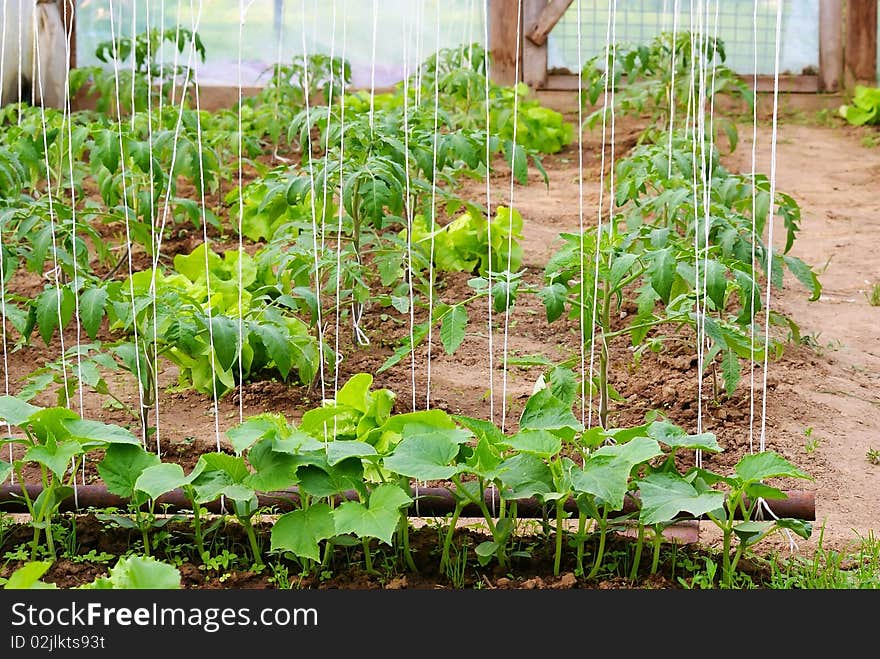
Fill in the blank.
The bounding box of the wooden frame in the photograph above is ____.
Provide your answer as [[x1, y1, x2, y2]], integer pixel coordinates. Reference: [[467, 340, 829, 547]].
[[844, 0, 878, 86], [490, 0, 871, 95]]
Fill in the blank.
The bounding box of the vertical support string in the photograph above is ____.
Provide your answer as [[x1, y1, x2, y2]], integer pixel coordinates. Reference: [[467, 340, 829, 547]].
[[424, 0, 442, 411], [482, 0, 495, 423], [758, 0, 784, 455], [498, 0, 523, 432]]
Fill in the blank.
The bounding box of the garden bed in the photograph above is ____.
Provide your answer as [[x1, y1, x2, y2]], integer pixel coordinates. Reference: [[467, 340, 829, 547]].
[[1, 33, 878, 589]]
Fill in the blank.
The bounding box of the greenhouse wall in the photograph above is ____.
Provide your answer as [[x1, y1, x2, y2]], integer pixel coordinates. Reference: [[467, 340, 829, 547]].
[[74, 0, 487, 89], [547, 0, 819, 75]]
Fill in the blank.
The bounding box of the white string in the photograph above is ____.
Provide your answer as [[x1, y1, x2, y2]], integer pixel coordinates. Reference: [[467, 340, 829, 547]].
[[399, 3, 419, 515], [758, 0, 784, 454], [498, 0, 523, 432], [424, 0, 442, 411], [316, 0, 336, 260], [481, 0, 494, 423], [32, 5, 70, 413], [185, 0, 221, 454], [56, 0, 88, 492], [694, 0, 708, 470], [298, 0, 329, 404], [107, 0, 148, 447], [401, 0, 417, 412], [158, 0, 166, 114], [666, 0, 680, 176], [129, 1, 137, 130], [697, 0, 721, 470], [748, 0, 759, 455], [143, 0, 165, 451], [367, 0, 378, 132], [236, 0, 257, 425], [17, 0, 23, 122], [414, 0, 423, 106], [333, 0, 349, 402], [586, 0, 616, 431], [147, 0, 203, 454], [317, 1, 339, 392], [0, 0, 13, 477], [348, 0, 379, 348], [575, 0, 585, 426]]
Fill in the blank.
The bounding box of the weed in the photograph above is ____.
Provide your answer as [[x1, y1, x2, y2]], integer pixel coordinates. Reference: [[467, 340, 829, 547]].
[[803, 427, 820, 454], [67, 549, 117, 565], [867, 448, 880, 466], [865, 281, 880, 306], [267, 562, 293, 589], [768, 526, 880, 588], [861, 132, 880, 149]]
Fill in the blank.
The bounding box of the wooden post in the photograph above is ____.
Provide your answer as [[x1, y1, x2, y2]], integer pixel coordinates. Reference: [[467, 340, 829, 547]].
[[522, 0, 547, 89], [819, 0, 843, 92], [525, 0, 574, 46], [59, 0, 77, 71], [844, 0, 878, 87], [488, 0, 522, 86]]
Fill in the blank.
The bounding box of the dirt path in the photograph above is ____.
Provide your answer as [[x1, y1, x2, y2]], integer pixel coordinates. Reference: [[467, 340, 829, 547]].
[[724, 122, 880, 553]]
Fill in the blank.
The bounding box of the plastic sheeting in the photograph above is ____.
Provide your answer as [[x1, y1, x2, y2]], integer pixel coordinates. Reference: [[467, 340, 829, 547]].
[[74, 0, 487, 89]]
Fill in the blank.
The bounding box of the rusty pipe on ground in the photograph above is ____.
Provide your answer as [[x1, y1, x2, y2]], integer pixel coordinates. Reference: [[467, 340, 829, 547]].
[[0, 483, 815, 520]]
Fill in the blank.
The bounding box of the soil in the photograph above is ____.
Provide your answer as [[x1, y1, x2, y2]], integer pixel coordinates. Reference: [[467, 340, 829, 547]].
[[2, 107, 878, 587], [0, 513, 751, 589]]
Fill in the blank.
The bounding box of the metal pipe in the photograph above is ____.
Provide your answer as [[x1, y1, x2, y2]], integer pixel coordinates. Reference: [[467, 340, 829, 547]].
[[0, 483, 815, 520]]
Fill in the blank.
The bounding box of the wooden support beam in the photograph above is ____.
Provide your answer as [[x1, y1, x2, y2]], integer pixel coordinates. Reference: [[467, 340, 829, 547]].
[[844, 0, 878, 86], [488, 0, 522, 86], [525, 0, 574, 47], [59, 0, 77, 71], [819, 0, 843, 92], [545, 73, 821, 94], [522, 0, 548, 89]]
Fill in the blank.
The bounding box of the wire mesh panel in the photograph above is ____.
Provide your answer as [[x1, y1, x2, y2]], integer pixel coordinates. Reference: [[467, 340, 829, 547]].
[[547, 0, 819, 76], [74, 0, 487, 88]]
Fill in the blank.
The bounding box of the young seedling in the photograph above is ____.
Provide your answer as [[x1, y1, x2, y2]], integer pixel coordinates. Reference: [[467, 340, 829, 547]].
[[0, 396, 140, 560]]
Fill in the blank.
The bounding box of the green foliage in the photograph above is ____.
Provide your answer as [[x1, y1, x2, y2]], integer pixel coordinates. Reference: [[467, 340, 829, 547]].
[[0, 371, 815, 583], [80, 555, 181, 589], [839, 86, 880, 126], [405, 206, 523, 275], [581, 31, 753, 150], [0, 561, 56, 589], [0, 397, 139, 560], [71, 26, 206, 115], [417, 43, 573, 155]]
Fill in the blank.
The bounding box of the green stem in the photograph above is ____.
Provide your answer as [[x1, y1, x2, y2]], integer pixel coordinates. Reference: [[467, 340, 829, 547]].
[[398, 515, 418, 573], [189, 495, 205, 562], [575, 512, 587, 577], [141, 517, 151, 558], [729, 544, 745, 582], [362, 538, 375, 574], [650, 526, 663, 574], [599, 282, 611, 429], [440, 502, 464, 575], [553, 498, 565, 576], [320, 539, 333, 572], [241, 516, 264, 569], [588, 508, 610, 579], [629, 523, 645, 582], [722, 529, 732, 587]]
